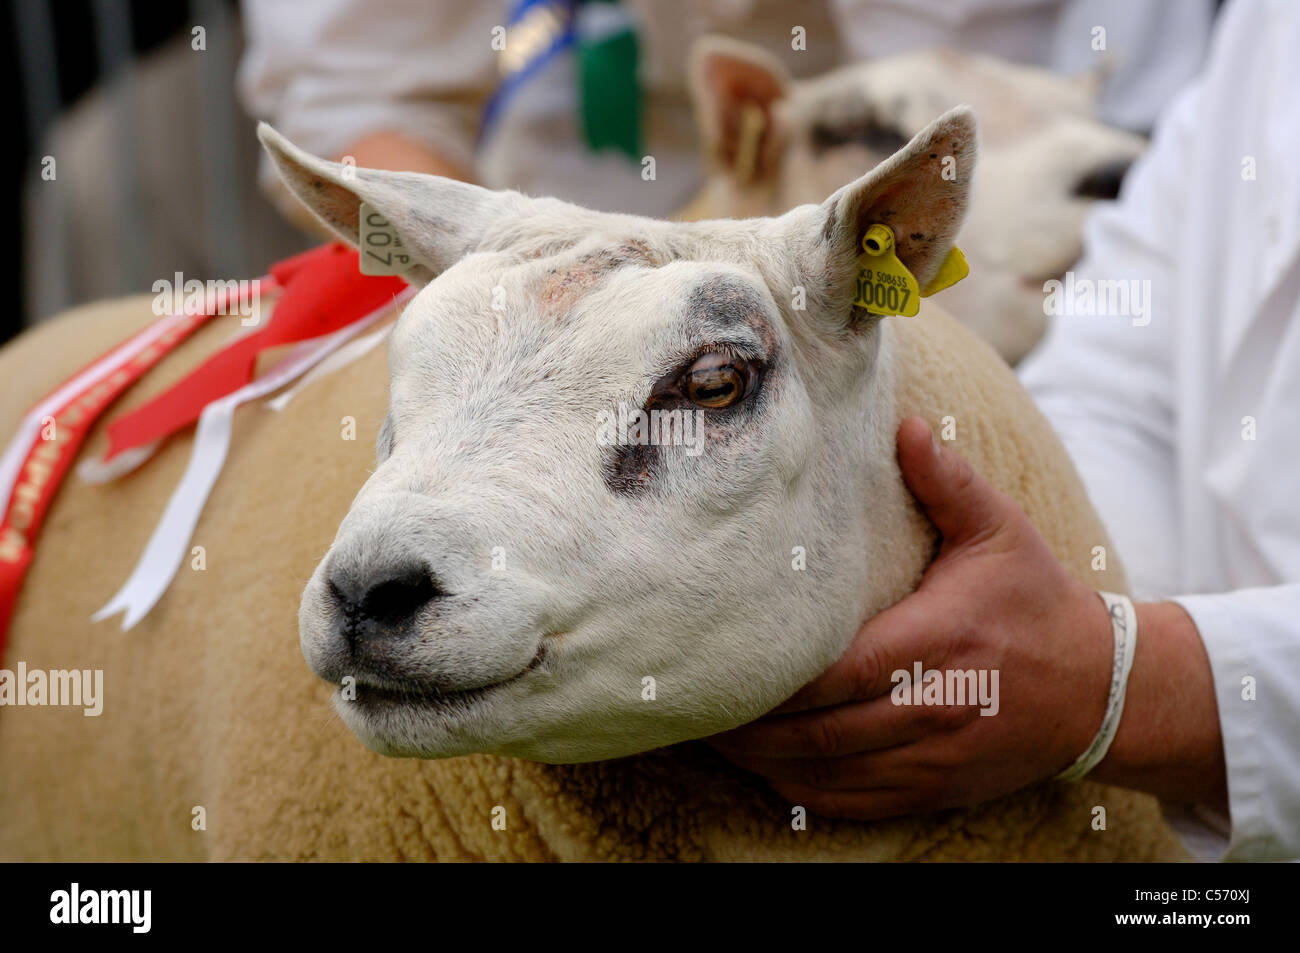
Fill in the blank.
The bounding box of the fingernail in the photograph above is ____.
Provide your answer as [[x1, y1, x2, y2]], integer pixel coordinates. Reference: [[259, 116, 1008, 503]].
[[930, 427, 941, 457]]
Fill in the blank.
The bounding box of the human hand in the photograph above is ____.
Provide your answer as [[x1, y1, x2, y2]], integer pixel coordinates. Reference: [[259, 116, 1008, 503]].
[[708, 416, 1117, 819]]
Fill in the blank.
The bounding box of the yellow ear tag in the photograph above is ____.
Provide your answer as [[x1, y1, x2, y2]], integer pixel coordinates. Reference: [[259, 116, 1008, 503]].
[[853, 224, 971, 316], [919, 246, 970, 297], [854, 225, 921, 317]]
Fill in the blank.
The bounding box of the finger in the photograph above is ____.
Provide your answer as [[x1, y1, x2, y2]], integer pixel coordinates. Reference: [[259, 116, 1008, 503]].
[[771, 598, 944, 714], [732, 748, 912, 790], [710, 694, 933, 760], [767, 779, 944, 822], [896, 416, 1012, 546]]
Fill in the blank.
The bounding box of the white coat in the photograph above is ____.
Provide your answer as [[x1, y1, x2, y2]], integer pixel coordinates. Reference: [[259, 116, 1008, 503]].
[[1019, 0, 1300, 862], [237, 0, 1209, 216]]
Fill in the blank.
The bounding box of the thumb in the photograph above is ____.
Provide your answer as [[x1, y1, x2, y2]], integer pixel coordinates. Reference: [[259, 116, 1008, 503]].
[[896, 416, 1011, 545]]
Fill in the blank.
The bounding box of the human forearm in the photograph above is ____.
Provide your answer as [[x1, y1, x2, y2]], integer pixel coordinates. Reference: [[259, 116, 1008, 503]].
[[275, 130, 477, 238], [342, 130, 475, 182], [1087, 600, 1228, 812]]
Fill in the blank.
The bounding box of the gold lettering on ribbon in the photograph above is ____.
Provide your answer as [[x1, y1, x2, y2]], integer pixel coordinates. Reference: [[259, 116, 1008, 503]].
[[0, 308, 218, 570], [0, 527, 23, 563]]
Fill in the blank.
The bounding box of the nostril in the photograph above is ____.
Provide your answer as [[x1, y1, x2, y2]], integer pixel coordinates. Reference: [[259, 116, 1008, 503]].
[[361, 571, 444, 626], [327, 567, 446, 634], [1072, 158, 1134, 201]]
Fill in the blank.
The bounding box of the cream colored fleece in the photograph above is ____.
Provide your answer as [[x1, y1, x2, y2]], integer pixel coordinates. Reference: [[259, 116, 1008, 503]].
[[0, 293, 1189, 861]]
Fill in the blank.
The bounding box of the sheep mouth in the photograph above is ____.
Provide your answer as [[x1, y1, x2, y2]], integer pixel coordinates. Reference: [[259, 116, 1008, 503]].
[[342, 644, 547, 713]]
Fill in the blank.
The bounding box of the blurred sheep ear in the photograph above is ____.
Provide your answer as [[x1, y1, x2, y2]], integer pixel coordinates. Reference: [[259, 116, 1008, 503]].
[[258, 123, 511, 285], [1074, 56, 1115, 108], [689, 36, 789, 184], [811, 106, 977, 310]]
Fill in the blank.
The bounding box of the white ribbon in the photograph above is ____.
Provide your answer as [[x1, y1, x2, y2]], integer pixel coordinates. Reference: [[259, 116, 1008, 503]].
[[265, 322, 393, 412], [77, 314, 270, 486], [77, 444, 160, 486], [93, 291, 411, 630]]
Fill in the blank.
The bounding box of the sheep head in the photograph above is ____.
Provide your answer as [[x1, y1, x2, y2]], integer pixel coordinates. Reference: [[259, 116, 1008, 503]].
[[260, 108, 974, 762]]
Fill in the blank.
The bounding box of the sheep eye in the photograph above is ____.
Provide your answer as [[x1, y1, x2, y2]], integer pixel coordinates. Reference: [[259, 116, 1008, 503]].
[[683, 353, 750, 409]]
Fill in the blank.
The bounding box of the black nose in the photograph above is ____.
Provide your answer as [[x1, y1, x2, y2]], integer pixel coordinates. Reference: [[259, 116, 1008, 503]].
[[1073, 158, 1134, 201], [328, 566, 445, 646]]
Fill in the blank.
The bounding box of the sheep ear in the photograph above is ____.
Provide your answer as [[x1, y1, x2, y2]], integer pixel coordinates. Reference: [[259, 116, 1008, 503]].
[[689, 36, 789, 184], [814, 106, 977, 307], [258, 123, 508, 284]]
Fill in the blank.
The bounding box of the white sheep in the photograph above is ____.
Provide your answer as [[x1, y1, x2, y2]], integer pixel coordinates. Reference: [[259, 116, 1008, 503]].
[[0, 112, 1186, 860], [683, 38, 1146, 363]]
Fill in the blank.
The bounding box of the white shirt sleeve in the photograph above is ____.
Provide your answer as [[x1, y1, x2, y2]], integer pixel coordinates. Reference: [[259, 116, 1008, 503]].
[[1018, 79, 1202, 602], [1019, 23, 1300, 856], [1173, 585, 1300, 861], [237, 0, 500, 177]]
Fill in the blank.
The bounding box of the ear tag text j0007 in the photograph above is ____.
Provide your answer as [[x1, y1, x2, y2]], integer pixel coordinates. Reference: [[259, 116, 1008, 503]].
[[853, 224, 969, 317]]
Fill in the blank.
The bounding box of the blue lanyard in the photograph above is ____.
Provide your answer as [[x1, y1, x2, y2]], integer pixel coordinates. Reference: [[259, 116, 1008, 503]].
[[477, 0, 578, 148]]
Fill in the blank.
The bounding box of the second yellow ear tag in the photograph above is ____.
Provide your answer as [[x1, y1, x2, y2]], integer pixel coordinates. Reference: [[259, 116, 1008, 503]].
[[920, 246, 970, 297], [854, 225, 920, 317], [853, 224, 971, 316]]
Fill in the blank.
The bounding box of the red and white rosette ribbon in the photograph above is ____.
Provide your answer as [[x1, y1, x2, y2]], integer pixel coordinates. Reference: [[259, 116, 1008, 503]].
[[0, 244, 414, 651], [92, 288, 412, 629], [0, 285, 257, 652]]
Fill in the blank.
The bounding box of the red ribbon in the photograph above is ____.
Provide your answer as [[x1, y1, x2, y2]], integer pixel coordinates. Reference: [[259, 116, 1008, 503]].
[[0, 308, 220, 652], [0, 244, 408, 656], [102, 244, 407, 461]]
